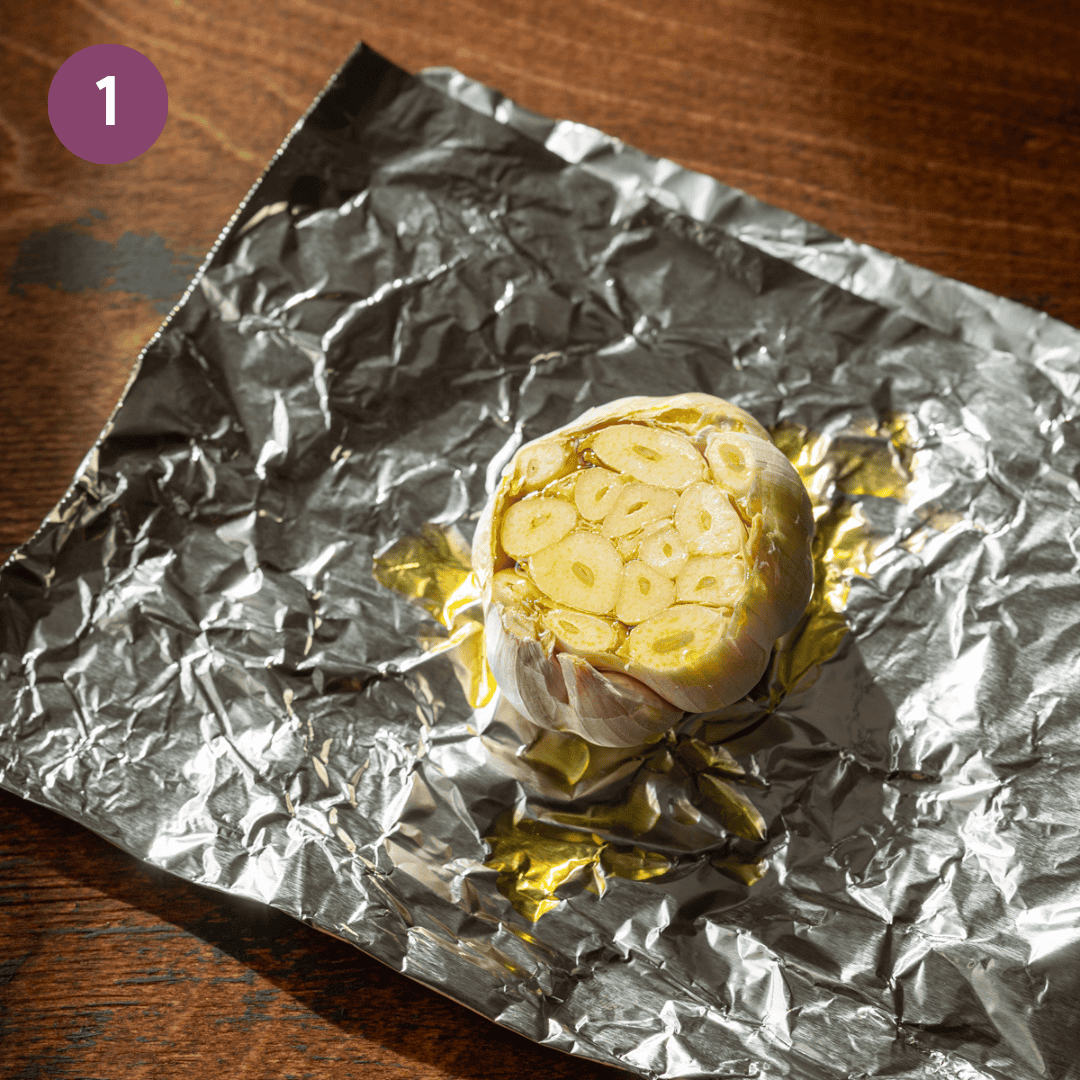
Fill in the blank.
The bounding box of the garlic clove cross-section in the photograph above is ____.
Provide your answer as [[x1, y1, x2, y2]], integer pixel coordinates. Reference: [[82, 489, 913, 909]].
[[473, 392, 814, 747]]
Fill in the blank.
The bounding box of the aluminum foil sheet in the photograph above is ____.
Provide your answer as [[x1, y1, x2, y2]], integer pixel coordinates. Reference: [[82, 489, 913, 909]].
[[3, 44, 1080, 1080]]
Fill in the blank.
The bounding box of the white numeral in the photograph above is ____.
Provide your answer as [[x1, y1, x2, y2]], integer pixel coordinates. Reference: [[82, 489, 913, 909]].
[[96, 75, 115, 126]]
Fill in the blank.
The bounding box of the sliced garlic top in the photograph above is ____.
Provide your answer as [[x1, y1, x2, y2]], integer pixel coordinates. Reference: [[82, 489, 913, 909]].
[[638, 525, 689, 578], [473, 392, 814, 747], [590, 425, 705, 490], [574, 468, 628, 520], [541, 608, 622, 655], [625, 604, 726, 672], [616, 560, 676, 625], [529, 531, 623, 614], [704, 432, 755, 496], [500, 496, 577, 558], [602, 483, 678, 538], [675, 555, 746, 607], [674, 483, 745, 555]]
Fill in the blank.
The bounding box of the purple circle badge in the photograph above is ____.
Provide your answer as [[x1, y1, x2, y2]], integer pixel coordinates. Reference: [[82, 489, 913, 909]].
[[48, 44, 168, 165]]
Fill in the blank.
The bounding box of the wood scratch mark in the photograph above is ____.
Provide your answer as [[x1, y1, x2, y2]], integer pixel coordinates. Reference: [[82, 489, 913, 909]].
[[0, 106, 34, 193], [281, 0, 365, 30], [169, 105, 259, 163], [0, 32, 64, 70], [147, 0, 329, 66]]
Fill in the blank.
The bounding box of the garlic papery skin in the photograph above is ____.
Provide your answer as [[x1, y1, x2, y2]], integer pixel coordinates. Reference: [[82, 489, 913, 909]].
[[473, 393, 814, 747], [482, 604, 684, 747]]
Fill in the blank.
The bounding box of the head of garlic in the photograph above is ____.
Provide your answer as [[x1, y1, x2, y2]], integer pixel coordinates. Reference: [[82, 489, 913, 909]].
[[472, 393, 814, 747]]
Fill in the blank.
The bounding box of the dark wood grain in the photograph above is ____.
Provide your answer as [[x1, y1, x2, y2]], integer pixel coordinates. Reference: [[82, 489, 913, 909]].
[[0, 790, 620, 1078], [2, 0, 1079, 1075]]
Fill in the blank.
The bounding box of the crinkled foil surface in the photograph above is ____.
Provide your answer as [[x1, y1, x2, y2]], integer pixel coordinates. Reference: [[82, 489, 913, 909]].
[[4, 45, 1080, 1080]]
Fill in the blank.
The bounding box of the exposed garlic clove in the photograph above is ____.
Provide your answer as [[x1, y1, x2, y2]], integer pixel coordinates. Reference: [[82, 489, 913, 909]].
[[528, 531, 623, 615], [622, 604, 768, 715], [491, 568, 543, 607], [615, 560, 676, 625], [589, 424, 705, 490], [704, 432, 755, 496], [601, 483, 677, 538], [637, 524, 689, 579], [500, 496, 578, 559], [540, 607, 623, 656], [513, 438, 577, 494], [675, 555, 746, 607], [574, 467, 629, 521], [674, 482, 745, 555]]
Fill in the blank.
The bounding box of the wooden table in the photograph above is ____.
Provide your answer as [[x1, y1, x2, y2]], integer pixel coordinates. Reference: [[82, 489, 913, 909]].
[[1, 1, 1078, 1075]]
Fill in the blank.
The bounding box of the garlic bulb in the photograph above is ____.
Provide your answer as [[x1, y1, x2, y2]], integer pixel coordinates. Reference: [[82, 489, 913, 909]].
[[473, 393, 814, 747]]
